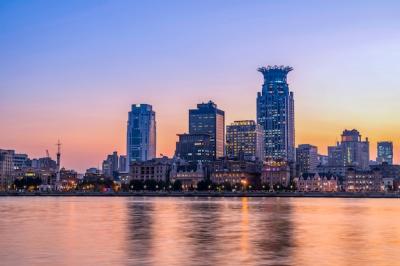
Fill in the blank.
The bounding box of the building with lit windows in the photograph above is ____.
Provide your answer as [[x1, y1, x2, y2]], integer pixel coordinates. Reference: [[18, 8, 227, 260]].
[[377, 141, 393, 165], [261, 159, 291, 188], [296, 144, 318, 174], [175, 133, 212, 163], [0, 149, 15, 190], [170, 161, 205, 189], [12, 153, 30, 170], [296, 173, 339, 192], [226, 120, 264, 161], [327, 129, 369, 171], [209, 158, 261, 186], [189, 101, 225, 160], [130, 157, 172, 182], [127, 104, 156, 164], [256, 65, 295, 163], [344, 167, 383, 192]]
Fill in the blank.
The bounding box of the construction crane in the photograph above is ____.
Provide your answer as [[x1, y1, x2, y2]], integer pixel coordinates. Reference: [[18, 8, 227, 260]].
[[56, 140, 61, 171]]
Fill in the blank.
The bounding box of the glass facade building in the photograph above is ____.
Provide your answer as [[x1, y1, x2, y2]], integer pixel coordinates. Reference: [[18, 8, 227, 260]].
[[226, 120, 264, 161], [377, 141, 393, 165], [256, 66, 295, 162], [175, 133, 212, 163], [127, 104, 156, 164], [189, 101, 225, 160]]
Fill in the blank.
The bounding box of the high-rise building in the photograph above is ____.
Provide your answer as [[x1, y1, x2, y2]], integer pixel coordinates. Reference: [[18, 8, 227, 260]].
[[189, 101, 225, 160], [341, 129, 369, 170], [256, 65, 295, 163], [12, 153, 30, 170], [327, 129, 369, 171], [377, 141, 393, 165], [328, 144, 343, 167], [127, 104, 156, 164], [317, 154, 329, 166], [0, 149, 15, 189], [119, 155, 127, 172], [226, 120, 265, 161], [175, 133, 212, 163], [102, 151, 119, 177], [296, 144, 318, 174]]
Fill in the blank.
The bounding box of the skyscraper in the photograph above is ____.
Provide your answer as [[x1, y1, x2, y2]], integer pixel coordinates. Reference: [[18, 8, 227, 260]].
[[296, 144, 318, 174], [257, 65, 295, 162], [226, 120, 265, 161], [127, 104, 156, 164], [377, 141, 393, 165], [189, 101, 225, 160]]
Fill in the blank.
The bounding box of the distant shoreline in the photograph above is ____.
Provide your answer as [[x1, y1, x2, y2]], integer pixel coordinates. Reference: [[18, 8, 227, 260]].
[[1, 191, 400, 198]]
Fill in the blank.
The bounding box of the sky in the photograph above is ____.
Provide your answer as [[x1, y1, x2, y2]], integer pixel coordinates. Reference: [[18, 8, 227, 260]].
[[1, 0, 400, 172]]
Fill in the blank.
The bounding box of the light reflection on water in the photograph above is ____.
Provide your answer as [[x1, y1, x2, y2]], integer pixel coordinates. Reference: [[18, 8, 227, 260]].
[[0, 197, 399, 265]]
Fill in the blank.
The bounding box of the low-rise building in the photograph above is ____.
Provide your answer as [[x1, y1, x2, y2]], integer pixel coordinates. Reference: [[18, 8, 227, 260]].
[[210, 158, 261, 186], [261, 159, 291, 188], [344, 168, 383, 192], [296, 173, 339, 192], [170, 161, 205, 189], [130, 157, 173, 182], [316, 165, 345, 178], [382, 177, 394, 191]]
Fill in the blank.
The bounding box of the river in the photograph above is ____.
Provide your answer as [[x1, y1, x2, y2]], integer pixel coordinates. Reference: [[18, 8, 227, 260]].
[[0, 197, 398, 265]]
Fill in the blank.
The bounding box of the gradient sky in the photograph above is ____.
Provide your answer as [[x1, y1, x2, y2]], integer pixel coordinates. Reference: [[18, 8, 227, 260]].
[[1, 0, 400, 172]]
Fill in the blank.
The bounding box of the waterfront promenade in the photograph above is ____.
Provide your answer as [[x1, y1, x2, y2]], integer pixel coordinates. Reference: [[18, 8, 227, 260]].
[[1, 191, 400, 198]]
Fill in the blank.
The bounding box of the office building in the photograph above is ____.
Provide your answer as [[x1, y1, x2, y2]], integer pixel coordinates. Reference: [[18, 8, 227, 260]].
[[317, 154, 329, 166], [0, 149, 15, 189], [296, 144, 318, 174], [189, 101, 225, 160], [341, 129, 369, 170], [175, 133, 212, 163], [102, 151, 119, 177], [119, 155, 127, 172], [328, 145, 343, 167], [377, 141, 393, 165], [327, 129, 369, 171], [226, 120, 264, 161], [257, 65, 295, 162], [127, 104, 156, 164], [12, 153, 30, 170]]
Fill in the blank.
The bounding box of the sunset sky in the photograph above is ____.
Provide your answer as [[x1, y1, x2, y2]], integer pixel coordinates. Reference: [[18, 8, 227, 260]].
[[1, 1, 400, 172]]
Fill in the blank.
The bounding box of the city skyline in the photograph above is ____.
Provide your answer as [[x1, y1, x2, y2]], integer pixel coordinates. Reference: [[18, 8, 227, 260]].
[[1, 1, 400, 172]]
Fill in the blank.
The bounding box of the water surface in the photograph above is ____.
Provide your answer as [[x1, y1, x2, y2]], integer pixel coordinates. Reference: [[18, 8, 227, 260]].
[[0, 197, 399, 265]]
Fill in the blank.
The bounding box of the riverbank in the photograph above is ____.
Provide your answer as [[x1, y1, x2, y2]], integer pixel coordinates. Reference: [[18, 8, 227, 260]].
[[1, 191, 400, 198]]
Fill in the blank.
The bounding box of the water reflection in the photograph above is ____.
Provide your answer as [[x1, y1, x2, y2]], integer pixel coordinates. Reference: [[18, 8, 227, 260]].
[[0, 197, 399, 266]]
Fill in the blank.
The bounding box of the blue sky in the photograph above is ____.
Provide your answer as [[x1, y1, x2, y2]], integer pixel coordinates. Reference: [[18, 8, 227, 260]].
[[1, 1, 400, 171]]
